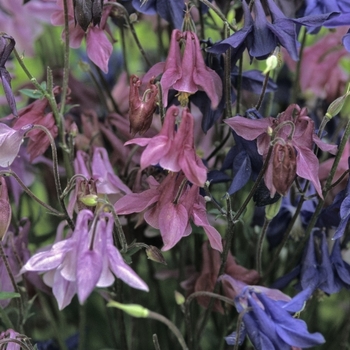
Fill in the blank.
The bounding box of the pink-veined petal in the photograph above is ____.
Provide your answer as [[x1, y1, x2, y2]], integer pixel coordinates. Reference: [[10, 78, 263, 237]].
[[225, 116, 272, 140], [296, 146, 323, 198], [159, 202, 189, 251], [86, 26, 112, 73]]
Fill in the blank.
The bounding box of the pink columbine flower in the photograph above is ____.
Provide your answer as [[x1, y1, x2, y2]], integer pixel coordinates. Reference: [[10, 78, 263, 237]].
[[114, 173, 223, 252], [144, 29, 222, 108], [0, 123, 33, 167], [51, 0, 113, 73], [22, 210, 148, 310], [125, 105, 207, 187], [225, 104, 337, 198]]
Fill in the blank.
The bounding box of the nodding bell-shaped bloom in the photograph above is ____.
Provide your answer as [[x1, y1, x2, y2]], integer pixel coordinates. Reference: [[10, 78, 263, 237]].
[[114, 173, 223, 252], [0, 123, 33, 168], [129, 75, 158, 136], [225, 104, 337, 198], [125, 106, 207, 187], [209, 0, 338, 63], [225, 281, 325, 349], [51, 0, 113, 73], [22, 210, 148, 310], [144, 29, 222, 108]]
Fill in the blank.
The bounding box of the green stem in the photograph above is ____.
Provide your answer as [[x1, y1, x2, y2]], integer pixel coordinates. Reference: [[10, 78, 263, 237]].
[[291, 27, 307, 103], [31, 125, 75, 230], [0, 171, 63, 217], [255, 71, 270, 111], [60, 0, 70, 116], [37, 292, 68, 350], [0, 243, 24, 332], [198, 0, 236, 32], [153, 334, 161, 350], [287, 120, 350, 270], [78, 304, 86, 350], [148, 311, 188, 350], [105, 2, 151, 68], [256, 218, 271, 276]]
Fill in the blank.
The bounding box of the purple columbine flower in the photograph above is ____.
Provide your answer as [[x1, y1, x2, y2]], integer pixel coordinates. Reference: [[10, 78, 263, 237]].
[[21, 210, 148, 310], [0, 123, 33, 168], [272, 230, 350, 295], [225, 104, 337, 198], [225, 283, 325, 349], [125, 106, 207, 187], [143, 29, 222, 108], [209, 0, 338, 62], [114, 173, 223, 252]]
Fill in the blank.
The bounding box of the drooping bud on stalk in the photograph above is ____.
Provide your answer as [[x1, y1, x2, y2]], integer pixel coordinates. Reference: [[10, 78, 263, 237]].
[[272, 142, 296, 196], [145, 245, 167, 265], [107, 301, 149, 318], [265, 197, 282, 221], [0, 177, 11, 239], [129, 75, 158, 136], [326, 84, 350, 118]]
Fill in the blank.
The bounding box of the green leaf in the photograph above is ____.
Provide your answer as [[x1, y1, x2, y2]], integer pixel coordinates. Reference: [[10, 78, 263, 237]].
[[0, 292, 20, 300], [19, 88, 44, 99]]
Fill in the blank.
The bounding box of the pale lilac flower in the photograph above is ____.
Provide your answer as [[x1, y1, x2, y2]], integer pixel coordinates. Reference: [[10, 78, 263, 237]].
[[225, 104, 337, 197], [114, 173, 223, 252], [0, 0, 58, 56], [144, 29, 222, 108], [0, 329, 21, 350], [125, 106, 207, 187], [51, 0, 113, 73], [22, 210, 148, 309], [0, 124, 33, 168]]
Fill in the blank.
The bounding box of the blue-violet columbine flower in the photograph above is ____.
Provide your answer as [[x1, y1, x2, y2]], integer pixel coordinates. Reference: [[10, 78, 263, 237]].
[[225, 282, 325, 349], [209, 0, 338, 62]]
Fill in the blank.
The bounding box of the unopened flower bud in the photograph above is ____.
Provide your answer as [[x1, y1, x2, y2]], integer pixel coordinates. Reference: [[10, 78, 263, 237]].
[[129, 75, 158, 136], [70, 122, 78, 137], [265, 197, 282, 220], [0, 177, 11, 239], [79, 194, 99, 207], [267, 126, 273, 136], [272, 143, 296, 196], [263, 54, 278, 75], [107, 301, 149, 318], [174, 290, 185, 305], [326, 84, 350, 118], [146, 245, 167, 265], [129, 13, 138, 24]]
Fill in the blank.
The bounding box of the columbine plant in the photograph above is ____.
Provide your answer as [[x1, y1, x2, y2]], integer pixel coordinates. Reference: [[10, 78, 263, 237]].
[[1, 0, 350, 349]]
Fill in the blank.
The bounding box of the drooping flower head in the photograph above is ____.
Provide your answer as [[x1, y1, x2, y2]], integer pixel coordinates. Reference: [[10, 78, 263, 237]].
[[224, 280, 325, 349], [125, 106, 207, 187], [209, 0, 338, 63], [0, 123, 33, 167], [143, 29, 222, 108], [114, 173, 223, 252], [51, 0, 113, 73], [225, 104, 337, 197], [22, 210, 148, 309]]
